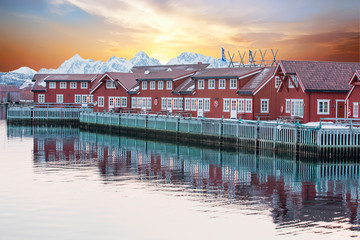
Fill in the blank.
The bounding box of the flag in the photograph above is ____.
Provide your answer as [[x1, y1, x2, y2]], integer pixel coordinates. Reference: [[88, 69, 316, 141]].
[[221, 47, 226, 62], [249, 50, 253, 63]]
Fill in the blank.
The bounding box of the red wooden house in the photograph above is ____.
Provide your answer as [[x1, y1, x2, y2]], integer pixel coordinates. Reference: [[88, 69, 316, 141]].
[[345, 70, 360, 118], [90, 72, 140, 112], [255, 60, 359, 123]]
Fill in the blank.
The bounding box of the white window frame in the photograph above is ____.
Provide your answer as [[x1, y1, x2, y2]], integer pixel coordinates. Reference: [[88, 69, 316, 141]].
[[185, 98, 190, 111], [49, 82, 56, 89], [115, 97, 121, 107], [238, 99, 245, 113], [132, 97, 136, 108], [223, 99, 230, 112], [191, 99, 197, 111], [137, 98, 141, 108], [354, 103, 359, 118], [80, 82, 88, 89], [285, 99, 290, 113], [179, 98, 184, 110], [275, 76, 280, 88], [260, 99, 269, 113], [70, 82, 77, 89], [317, 99, 330, 115], [105, 80, 114, 89], [161, 98, 167, 109], [56, 94, 63, 103], [121, 97, 127, 107], [230, 79, 237, 89], [109, 97, 114, 108], [82, 95, 87, 103], [142, 81, 147, 90], [167, 98, 172, 109], [173, 98, 178, 110], [219, 79, 226, 89], [158, 81, 164, 90], [89, 95, 93, 103], [198, 80, 204, 89], [75, 95, 81, 104], [291, 99, 304, 117], [150, 81, 155, 90], [166, 81, 172, 90], [38, 94, 45, 103], [141, 97, 146, 109], [60, 82, 66, 89], [204, 98, 210, 112], [208, 79, 215, 89], [146, 97, 151, 109], [98, 96, 104, 107], [245, 99, 252, 113]]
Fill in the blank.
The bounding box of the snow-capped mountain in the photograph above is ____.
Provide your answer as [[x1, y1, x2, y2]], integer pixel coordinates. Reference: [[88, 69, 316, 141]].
[[0, 67, 37, 87], [166, 52, 229, 68]]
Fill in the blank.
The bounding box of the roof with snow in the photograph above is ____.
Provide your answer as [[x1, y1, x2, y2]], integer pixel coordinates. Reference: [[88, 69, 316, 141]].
[[237, 67, 275, 94], [90, 72, 141, 93], [136, 69, 198, 81], [279, 60, 360, 92], [131, 63, 209, 74], [192, 67, 263, 79], [31, 74, 50, 92], [44, 74, 99, 82], [172, 77, 195, 94]]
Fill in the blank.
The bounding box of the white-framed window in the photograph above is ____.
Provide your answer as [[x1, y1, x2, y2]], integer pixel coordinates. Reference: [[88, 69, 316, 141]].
[[146, 98, 151, 109], [115, 97, 121, 107], [291, 99, 303, 117], [198, 80, 204, 89], [38, 94, 45, 103], [166, 81, 172, 90], [354, 103, 359, 118], [219, 79, 226, 89], [208, 79, 215, 89], [285, 99, 290, 113], [98, 96, 104, 107], [191, 99, 197, 111], [82, 95, 87, 103], [105, 81, 114, 89], [141, 98, 146, 109], [70, 82, 77, 89], [158, 81, 163, 90], [89, 95, 93, 103], [49, 82, 56, 89], [56, 94, 63, 103], [137, 98, 141, 108], [275, 76, 280, 88], [245, 99, 252, 113], [204, 99, 210, 112], [132, 97, 136, 108], [173, 98, 178, 110], [60, 82, 66, 89], [142, 81, 147, 90], [121, 97, 127, 107], [109, 97, 114, 108], [230, 79, 237, 89], [150, 81, 155, 90], [75, 95, 81, 103], [238, 99, 245, 112], [167, 98, 172, 109], [223, 99, 230, 112], [161, 98, 167, 109], [179, 98, 184, 110], [288, 75, 298, 88], [80, 82, 88, 89], [185, 98, 190, 111], [317, 100, 330, 115], [260, 99, 269, 113]]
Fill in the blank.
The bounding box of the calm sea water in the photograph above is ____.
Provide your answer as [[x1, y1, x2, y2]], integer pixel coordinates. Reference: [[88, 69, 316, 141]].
[[1, 120, 359, 240]]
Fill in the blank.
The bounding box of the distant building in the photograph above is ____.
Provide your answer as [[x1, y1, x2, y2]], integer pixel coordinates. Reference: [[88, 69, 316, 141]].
[[0, 85, 20, 103]]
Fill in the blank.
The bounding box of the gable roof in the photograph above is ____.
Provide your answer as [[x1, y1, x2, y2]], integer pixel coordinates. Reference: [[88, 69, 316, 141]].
[[238, 67, 276, 95], [0, 85, 19, 92], [348, 70, 360, 85], [90, 72, 141, 94], [172, 77, 195, 94], [191, 67, 263, 79], [279, 60, 360, 92], [131, 63, 209, 74], [31, 74, 50, 92]]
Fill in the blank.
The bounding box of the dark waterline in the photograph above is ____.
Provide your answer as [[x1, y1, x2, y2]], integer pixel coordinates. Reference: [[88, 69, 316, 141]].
[[1, 120, 360, 239]]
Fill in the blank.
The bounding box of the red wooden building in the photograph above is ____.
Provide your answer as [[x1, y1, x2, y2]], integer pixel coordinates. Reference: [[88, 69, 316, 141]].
[[345, 70, 360, 118]]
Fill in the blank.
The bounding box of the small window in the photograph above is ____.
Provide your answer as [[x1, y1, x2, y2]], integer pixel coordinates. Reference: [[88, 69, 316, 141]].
[[38, 94, 45, 103], [179, 98, 184, 110], [275, 76, 280, 88], [81, 82, 88, 89], [208, 79, 215, 89], [285, 99, 290, 113], [115, 97, 121, 107], [82, 95, 87, 103], [109, 97, 114, 107], [198, 80, 204, 89], [98, 97, 104, 107], [354, 103, 359, 118], [75, 95, 82, 103], [121, 97, 127, 107], [161, 98, 167, 109], [137, 98, 141, 108], [317, 100, 330, 115], [158, 81, 163, 90], [142, 81, 147, 90], [70, 82, 77, 89], [245, 99, 252, 113], [219, 79, 226, 89], [185, 98, 190, 111], [191, 99, 197, 111], [89, 95, 93, 103], [223, 99, 230, 112], [173, 98, 178, 110], [204, 99, 210, 112], [141, 98, 146, 109], [289, 75, 298, 89], [56, 94, 63, 103], [106, 80, 114, 89], [260, 99, 269, 113], [238, 99, 244, 112], [166, 81, 172, 90], [167, 98, 172, 109], [230, 79, 237, 89], [60, 82, 66, 89], [150, 81, 155, 90], [49, 82, 56, 89], [291, 99, 303, 117], [132, 97, 136, 108]]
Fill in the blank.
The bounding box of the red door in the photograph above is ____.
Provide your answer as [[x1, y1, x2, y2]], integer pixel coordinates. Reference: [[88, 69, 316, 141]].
[[337, 101, 345, 118]]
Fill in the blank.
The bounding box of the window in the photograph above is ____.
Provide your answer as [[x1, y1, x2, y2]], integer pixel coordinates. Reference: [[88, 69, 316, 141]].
[[82, 95, 87, 103], [185, 98, 190, 111], [317, 100, 330, 115], [354, 103, 359, 118], [166, 81, 172, 90], [73, 95, 80, 104], [208, 79, 215, 89], [132, 97, 136, 108], [146, 98, 151, 109], [81, 82, 88, 89], [204, 99, 210, 112], [60, 82, 66, 89], [121, 97, 127, 107], [275, 76, 280, 88], [49, 82, 56, 89], [260, 99, 269, 113], [230, 79, 237, 89], [289, 75, 298, 88], [223, 99, 230, 112], [38, 94, 45, 103], [98, 97, 104, 107], [219, 79, 226, 89], [173, 98, 178, 109], [245, 99, 252, 113], [105, 81, 114, 89], [238, 99, 244, 112], [161, 98, 167, 109], [150, 81, 155, 90], [167, 98, 172, 109], [179, 98, 184, 110], [137, 98, 141, 108], [89, 95, 93, 103], [115, 97, 121, 107], [142, 81, 147, 90], [141, 98, 146, 109], [191, 99, 197, 111], [158, 81, 163, 90], [109, 97, 114, 107], [285, 99, 290, 113], [70, 82, 77, 89], [291, 99, 303, 117], [198, 80, 204, 89], [56, 94, 63, 103]]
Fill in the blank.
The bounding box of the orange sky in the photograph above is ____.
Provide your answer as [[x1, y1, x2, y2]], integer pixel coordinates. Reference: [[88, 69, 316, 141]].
[[0, 0, 359, 72]]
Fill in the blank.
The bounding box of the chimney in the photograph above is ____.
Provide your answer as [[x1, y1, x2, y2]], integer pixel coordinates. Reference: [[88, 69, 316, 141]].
[[198, 62, 202, 64]]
